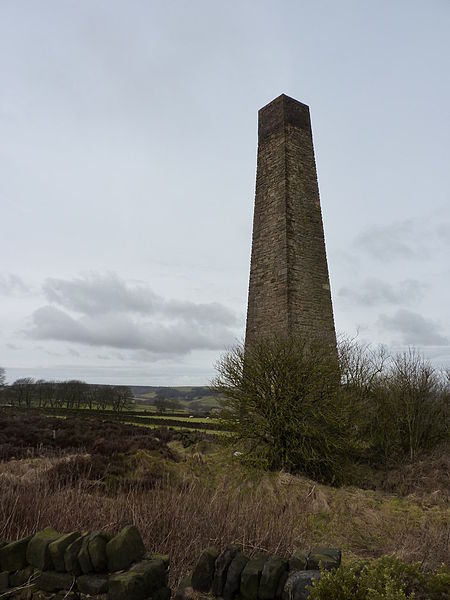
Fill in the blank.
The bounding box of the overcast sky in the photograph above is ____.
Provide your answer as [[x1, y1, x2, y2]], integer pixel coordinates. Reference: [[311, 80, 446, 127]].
[[1, 0, 449, 385]]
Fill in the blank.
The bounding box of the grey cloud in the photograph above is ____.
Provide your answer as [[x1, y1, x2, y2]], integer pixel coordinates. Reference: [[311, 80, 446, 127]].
[[353, 215, 450, 262], [67, 348, 81, 357], [29, 305, 236, 354], [43, 273, 159, 316], [43, 273, 237, 326], [354, 220, 425, 261], [378, 309, 449, 346], [162, 298, 237, 326], [339, 278, 427, 307], [0, 273, 29, 295], [6, 343, 21, 350]]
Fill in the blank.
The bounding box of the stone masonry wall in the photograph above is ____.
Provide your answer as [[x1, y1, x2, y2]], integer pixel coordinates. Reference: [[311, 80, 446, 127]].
[[176, 545, 341, 600], [0, 526, 170, 600], [245, 94, 336, 348], [0, 527, 341, 600]]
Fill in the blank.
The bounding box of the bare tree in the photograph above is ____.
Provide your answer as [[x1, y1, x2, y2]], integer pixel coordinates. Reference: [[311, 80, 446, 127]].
[[85, 384, 99, 410], [154, 397, 167, 413], [111, 386, 133, 412], [11, 378, 35, 408], [338, 334, 388, 395], [388, 350, 445, 461]]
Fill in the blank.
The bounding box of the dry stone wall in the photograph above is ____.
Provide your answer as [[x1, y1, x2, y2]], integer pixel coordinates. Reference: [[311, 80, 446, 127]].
[[176, 545, 341, 600], [0, 527, 341, 600], [0, 526, 169, 600]]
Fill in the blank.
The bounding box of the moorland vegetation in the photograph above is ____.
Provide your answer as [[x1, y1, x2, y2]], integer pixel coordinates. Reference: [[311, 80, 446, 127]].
[[0, 338, 448, 599], [214, 336, 449, 484]]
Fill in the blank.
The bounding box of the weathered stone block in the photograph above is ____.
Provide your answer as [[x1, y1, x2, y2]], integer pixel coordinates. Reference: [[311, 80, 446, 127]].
[[32, 593, 54, 600], [148, 552, 170, 569], [282, 571, 320, 600], [152, 586, 172, 600], [223, 552, 248, 600], [306, 548, 341, 571], [37, 570, 75, 593], [240, 555, 267, 600], [88, 532, 110, 573], [174, 574, 192, 600], [108, 571, 147, 600], [191, 546, 219, 593], [276, 570, 288, 600], [9, 565, 35, 587], [26, 528, 60, 571], [0, 536, 32, 573], [78, 534, 94, 574], [106, 526, 146, 572], [48, 532, 80, 572], [212, 545, 239, 596], [64, 534, 87, 575], [259, 556, 287, 600], [130, 559, 167, 594], [77, 573, 109, 595], [288, 550, 308, 572], [51, 593, 79, 600], [0, 571, 9, 592]]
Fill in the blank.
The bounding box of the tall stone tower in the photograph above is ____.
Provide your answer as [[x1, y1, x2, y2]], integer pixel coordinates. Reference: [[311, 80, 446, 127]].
[[245, 94, 336, 348]]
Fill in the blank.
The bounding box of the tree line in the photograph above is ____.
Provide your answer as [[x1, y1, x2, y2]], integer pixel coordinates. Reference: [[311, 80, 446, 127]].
[[0, 371, 133, 412]]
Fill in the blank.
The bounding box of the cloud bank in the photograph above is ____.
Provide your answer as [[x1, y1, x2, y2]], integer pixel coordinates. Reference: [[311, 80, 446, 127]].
[[378, 309, 449, 346], [29, 273, 239, 355], [339, 278, 427, 307], [353, 214, 450, 262], [0, 273, 29, 295]]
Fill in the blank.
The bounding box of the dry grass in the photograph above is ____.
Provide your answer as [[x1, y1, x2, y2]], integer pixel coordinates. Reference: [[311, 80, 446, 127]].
[[0, 411, 448, 586], [373, 444, 450, 504], [0, 449, 448, 586]]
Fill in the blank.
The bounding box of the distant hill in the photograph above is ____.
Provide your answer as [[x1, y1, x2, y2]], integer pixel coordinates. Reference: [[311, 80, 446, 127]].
[[130, 385, 218, 402]]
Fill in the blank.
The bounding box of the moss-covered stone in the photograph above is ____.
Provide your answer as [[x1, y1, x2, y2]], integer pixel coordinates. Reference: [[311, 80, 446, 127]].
[[88, 532, 110, 573], [191, 546, 219, 592], [0, 571, 9, 592], [48, 532, 80, 573], [174, 574, 192, 600], [9, 565, 35, 588], [77, 573, 109, 595], [108, 571, 147, 600], [0, 536, 32, 573], [26, 528, 61, 571], [50, 593, 79, 600], [153, 586, 172, 600], [212, 545, 239, 596], [106, 526, 146, 572], [282, 571, 320, 600], [288, 550, 308, 572], [259, 556, 288, 600], [78, 534, 94, 574], [276, 570, 289, 600], [130, 559, 167, 593], [240, 555, 267, 600], [306, 548, 341, 571], [148, 552, 170, 569], [223, 552, 249, 600], [64, 534, 87, 575], [37, 570, 75, 593]]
